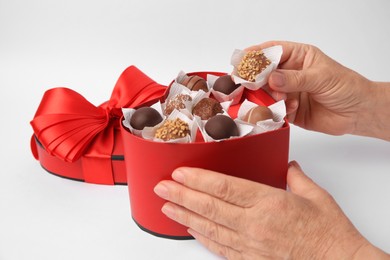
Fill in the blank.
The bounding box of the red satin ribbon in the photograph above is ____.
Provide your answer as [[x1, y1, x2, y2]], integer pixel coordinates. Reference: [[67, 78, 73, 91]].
[[31, 66, 166, 184]]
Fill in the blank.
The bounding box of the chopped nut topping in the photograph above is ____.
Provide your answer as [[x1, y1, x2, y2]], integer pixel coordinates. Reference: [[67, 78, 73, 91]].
[[155, 118, 190, 141], [237, 50, 271, 82]]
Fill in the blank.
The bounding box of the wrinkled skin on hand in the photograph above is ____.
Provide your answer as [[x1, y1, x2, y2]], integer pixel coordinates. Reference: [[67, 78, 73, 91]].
[[154, 163, 373, 259]]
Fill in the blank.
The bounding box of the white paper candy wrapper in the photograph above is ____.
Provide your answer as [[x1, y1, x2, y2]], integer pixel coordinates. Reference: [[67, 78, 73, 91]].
[[195, 115, 253, 142], [122, 102, 164, 137], [142, 109, 197, 143], [237, 99, 286, 135], [207, 74, 245, 105], [231, 45, 283, 91]]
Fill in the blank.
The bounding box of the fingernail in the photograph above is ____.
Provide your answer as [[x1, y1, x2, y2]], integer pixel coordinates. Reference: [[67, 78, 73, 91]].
[[154, 183, 169, 199], [172, 168, 185, 184], [288, 160, 302, 170], [187, 228, 199, 239], [161, 203, 175, 219], [270, 71, 285, 87]]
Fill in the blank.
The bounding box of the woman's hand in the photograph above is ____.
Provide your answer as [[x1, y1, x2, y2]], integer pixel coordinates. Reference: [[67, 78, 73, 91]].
[[153, 163, 387, 259], [248, 41, 390, 140]]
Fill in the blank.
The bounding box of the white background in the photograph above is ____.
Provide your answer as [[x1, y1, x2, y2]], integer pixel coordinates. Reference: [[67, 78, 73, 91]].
[[1, 0, 389, 259]]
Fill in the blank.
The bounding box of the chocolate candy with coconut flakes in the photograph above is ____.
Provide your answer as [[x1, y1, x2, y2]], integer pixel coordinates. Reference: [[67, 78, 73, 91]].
[[164, 94, 192, 115]]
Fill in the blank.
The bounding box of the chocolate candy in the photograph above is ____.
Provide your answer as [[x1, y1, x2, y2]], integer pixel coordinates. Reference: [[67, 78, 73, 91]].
[[154, 118, 190, 141], [180, 75, 208, 92], [192, 98, 223, 120], [130, 107, 163, 130], [237, 50, 271, 82], [213, 75, 240, 95], [205, 115, 239, 140], [243, 106, 273, 124], [164, 94, 192, 115]]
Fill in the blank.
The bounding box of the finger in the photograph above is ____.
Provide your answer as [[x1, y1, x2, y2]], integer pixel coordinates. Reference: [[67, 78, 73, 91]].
[[262, 84, 287, 101], [188, 228, 242, 260], [287, 161, 323, 199], [268, 69, 321, 94], [171, 167, 272, 207], [285, 98, 299, 115], [154, 180, 246, 230], [162, 202, 246, 253]]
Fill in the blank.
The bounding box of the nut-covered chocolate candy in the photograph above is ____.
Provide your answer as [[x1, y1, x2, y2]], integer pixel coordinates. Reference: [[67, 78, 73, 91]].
[[130, 107, 163, 130], [192, 98, 223, 120], [154, 118, 190, 141], [213, 75, 240, 95], [205, 115, 239, 140], [164, 94, 192, 115], [243, 106, 273, 124], [180, 75, 208, 92], [237, 50, 271, 82]]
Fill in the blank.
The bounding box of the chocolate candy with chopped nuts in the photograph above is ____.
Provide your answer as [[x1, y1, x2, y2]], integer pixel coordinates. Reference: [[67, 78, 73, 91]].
[[243, 105, 273, 124], [130, 107, 163, 130], [237, 50, 271, 82], [205, 115, 239, 140], [180, 75, 208, 92], [213, 75, 240, 95], [192, 98, 223, 120], [164, 94, 192, 115], [154, 118, 190, 141]]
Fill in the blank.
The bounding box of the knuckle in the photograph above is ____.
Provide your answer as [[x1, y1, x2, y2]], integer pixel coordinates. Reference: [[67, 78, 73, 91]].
[[180, 210, 191, 226], [199, 198, 218, 220], [216, 245, 229, 259], [266, 194, 289, 213], [203, 221, 219, 240], [214, 178, 232, 200], [291, 71, 305, 90], [174, 185, 186, 206]]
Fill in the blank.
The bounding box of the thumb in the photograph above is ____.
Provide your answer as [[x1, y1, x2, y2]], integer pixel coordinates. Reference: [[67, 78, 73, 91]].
[[269, 69, 315, 94], [287, 161, 323, 199]]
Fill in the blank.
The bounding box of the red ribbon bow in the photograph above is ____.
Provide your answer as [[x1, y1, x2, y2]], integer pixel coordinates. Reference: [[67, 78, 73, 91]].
[[30, 66, 166, 184]]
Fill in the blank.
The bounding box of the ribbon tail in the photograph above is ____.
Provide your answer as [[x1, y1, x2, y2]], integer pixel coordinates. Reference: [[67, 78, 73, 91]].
[[82, 124, 115, 184]]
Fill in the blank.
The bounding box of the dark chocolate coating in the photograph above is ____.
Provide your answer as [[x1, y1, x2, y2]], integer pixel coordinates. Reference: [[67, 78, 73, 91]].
[[192, 98, 223, 120], [205, 115, 239, 140], [180, 75, 208, 92], [213, 75, 240, 95], [130, 107, 163, 130]]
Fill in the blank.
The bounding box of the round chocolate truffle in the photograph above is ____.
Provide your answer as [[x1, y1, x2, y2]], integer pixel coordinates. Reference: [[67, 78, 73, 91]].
[[192, 98, 223, 120], [243, 106, 273, 124], [180, 75, 208, 92], [130, 107, 163, 130], [164, 94, 192, 115], [237, 50, 271, 82], [205, 115, 239, 140], [154, 118, 190, 141], [213, 75, 240, 95]]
